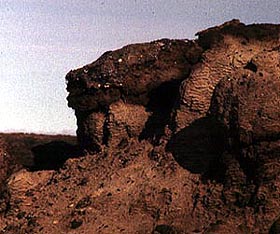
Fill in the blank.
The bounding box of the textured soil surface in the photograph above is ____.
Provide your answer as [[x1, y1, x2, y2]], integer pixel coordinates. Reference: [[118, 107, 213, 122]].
[[0, 20, 280, 233]]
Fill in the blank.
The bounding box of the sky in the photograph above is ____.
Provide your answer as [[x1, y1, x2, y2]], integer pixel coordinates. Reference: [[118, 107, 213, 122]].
[[0, 0, 279, 135]]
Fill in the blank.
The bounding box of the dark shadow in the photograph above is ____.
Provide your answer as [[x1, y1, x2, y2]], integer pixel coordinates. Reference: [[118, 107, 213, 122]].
[[153, 224, 178, 234], [31, 141, 81, 171], [244, 60, 257, 72], [166, 116, 227, 182], [269, 216, 280, 234], [139, 79, 182, 144]]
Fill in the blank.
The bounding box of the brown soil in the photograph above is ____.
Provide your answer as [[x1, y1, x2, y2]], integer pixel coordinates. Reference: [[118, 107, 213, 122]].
[[0, 20, 280, 234]]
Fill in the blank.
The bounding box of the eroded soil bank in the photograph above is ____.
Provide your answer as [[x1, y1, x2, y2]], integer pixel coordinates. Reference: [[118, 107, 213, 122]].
[[1, 20, 280, 234]]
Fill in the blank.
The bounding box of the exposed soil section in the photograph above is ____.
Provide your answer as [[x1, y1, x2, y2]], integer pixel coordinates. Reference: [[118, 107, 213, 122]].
[[0, 20, 280, 233], [66, 38, 202, 149]]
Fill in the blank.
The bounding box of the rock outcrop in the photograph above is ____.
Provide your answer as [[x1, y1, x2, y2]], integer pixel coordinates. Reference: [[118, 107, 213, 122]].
[[64, 20, 280, 233], [1, 20, 279, 234], [175, 19, 280, 130], [208, 70, 280, 232], [66, 39, 202, 150]]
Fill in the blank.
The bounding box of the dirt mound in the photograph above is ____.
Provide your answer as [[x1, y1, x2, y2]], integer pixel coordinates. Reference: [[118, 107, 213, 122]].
[[1, 20, 280, 233]]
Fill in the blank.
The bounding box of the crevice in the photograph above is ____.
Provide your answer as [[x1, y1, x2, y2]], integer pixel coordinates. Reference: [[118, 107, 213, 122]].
[[139, 79, 183, 144]]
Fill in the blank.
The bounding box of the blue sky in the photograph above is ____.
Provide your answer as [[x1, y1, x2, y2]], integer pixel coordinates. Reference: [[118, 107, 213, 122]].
[[0, 0, 279, 135]]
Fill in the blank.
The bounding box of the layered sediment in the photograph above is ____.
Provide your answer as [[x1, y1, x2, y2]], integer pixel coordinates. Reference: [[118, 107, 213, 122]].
[[0, 20, 279, 233], [64, 20, 280, 233]]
